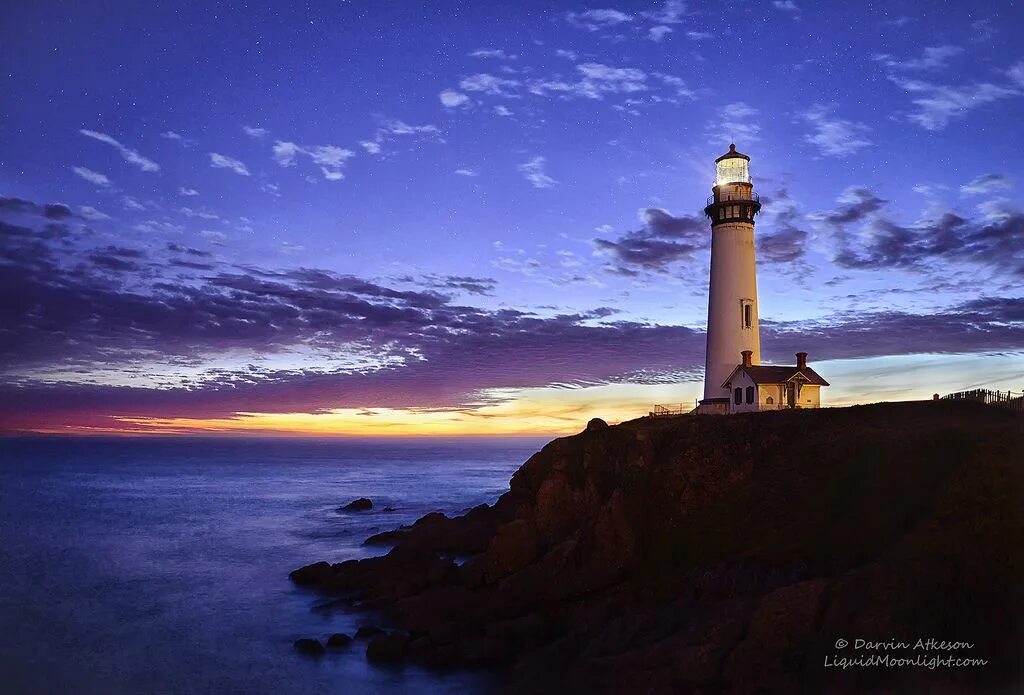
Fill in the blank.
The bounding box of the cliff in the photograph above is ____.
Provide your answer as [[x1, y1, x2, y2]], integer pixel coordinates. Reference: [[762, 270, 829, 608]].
[[292, 401, 1023, 693]]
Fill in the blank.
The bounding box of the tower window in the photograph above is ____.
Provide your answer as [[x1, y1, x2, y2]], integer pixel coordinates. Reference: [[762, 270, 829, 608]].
[[746, 386, 755, 404], [741, 300, 753, 329], [719, 207, 725, 220], [734, 387, 742, 405]]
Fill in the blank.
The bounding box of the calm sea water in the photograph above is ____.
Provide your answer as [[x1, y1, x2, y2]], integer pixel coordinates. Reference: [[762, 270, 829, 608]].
[[0, 436, 548, 694]]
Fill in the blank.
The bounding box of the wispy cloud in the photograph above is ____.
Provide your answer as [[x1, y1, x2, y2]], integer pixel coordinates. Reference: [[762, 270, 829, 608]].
[[243, 125, 269, 138], [799, 105, 872, 156], [360, 120, 440, 157], [179, 187, 200, 197], [79, 129, 160, 172], [71, 166, 111, 186], [439, 89, 471, 108], [872, 45, 962, 72], [209, 152, 251, 176], [648, 26, 672, 42], [272, 141, 354, 180], [888, 75, 1018, 130], [80, 206, 111, 221], [160, 131, 194, 146], [706, 101, 761, 144], [772, 1, 799, 13], [566, 8, 634, 32], [518, 156, 557, 188], [960, 173, 1011, 195], [460, 73, 521, 97], [454, 168, 478, 177], [469, 48, 517, 60]]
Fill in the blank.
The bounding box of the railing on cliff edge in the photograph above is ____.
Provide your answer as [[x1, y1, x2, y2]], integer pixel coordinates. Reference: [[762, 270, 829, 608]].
[[941, 388, 1024, 413], [649, 404, 688, 417]]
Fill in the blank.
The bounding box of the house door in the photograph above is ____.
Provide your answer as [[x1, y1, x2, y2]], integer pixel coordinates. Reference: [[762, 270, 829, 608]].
[[786, 384, 796, 409]]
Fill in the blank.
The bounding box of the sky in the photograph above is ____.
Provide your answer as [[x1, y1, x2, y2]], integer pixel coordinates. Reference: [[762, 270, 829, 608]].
[[1, 0, 1023, 436]]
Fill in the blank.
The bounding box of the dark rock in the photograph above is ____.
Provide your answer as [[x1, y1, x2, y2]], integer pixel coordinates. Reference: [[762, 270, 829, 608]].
[[340, 497, 373, 512], [383, 506, 396, 512], [291, 402, 1023, 693], [326, 633, 352, 648], [289, 561, 333, 586], [366, 631, 410, 663], [355, 625, 385, 639], [586, 417, 608, 431], [293, 638, 325, 656]]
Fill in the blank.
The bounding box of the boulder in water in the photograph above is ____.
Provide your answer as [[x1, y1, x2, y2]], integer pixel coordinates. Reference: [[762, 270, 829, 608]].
[[326, 633, 352, 648], [340, 497, 373, 512], [293, 638, 325, 656]]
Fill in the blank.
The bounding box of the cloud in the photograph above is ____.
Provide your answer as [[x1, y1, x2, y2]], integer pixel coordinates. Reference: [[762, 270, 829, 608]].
[[872, 45, 963, 71], [960, 173, 1011, 195], [518, 156, 557, 188], [71, 166, 111, 186], [494, 105, 513, 116], [80, 206, 111, 221], [358, 120, 440, 157], [1010, 61, 1024, 88], [648, 26, 672, 41], [594, 207, 706, 274], [528, 62, 648, 99], [555, 49, 578, 60], [459, 73, 521, 97], [640, 1, 685, 24], [79, 129, 160, 172], [440, 89, 471, 107], [2, 195, 1022, 431], [160, 131, 195, 147], [271, 141, 354, 180], [0, 196, 74, 220], [469, 48, 517, 60], [815, 187, 1024, 278], [243, 125, 269, 138], [799, 105, 872, 156], [814, 186, 887, 228], [179, 187, 200, 197], [888, 75, 1019, 130], [772, 1, 799, 12], [454, 168, 478, 177], [758, 225, 808, 263], [566, 8, 634, 32], [209, 152, 251, 176], [706, 101, 761, 144]]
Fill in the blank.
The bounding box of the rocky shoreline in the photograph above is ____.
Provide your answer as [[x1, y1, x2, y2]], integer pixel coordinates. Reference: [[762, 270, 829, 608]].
[[291, 401, 1022, 692]]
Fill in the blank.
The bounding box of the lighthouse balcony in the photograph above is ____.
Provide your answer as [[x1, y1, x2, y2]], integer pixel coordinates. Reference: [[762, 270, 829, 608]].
[[706, 192, 759, 207]]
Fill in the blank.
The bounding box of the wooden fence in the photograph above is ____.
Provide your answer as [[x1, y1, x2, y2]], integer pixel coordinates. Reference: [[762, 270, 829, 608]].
[[941, 388, 1024, 413]]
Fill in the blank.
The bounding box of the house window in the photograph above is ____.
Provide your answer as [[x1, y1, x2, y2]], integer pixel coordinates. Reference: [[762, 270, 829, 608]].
[[746, 386, 755, 404], [734, 387, 742, 405], [766, 396, 774, 405]]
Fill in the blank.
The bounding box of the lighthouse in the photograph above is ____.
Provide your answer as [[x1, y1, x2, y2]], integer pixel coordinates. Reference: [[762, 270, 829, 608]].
[[697, 144, 762, 414]]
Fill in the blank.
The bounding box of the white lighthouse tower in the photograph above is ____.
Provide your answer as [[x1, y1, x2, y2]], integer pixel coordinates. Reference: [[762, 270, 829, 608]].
[[697, 144, 762, 414]]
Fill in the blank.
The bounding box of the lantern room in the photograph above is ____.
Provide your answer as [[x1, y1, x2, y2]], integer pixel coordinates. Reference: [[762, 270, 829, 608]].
[[715, 144, 750, 186]]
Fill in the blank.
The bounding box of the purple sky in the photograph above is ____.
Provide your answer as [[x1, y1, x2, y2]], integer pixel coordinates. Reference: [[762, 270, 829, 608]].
[[2, 1, 1023, 434]]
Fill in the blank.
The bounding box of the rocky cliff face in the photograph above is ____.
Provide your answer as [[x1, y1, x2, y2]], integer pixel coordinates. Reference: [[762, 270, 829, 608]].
[[292, 401, 1023, 692]]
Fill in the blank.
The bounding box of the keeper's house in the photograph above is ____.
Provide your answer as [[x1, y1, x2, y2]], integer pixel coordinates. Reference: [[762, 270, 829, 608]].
[[721, 351, 830, 414]]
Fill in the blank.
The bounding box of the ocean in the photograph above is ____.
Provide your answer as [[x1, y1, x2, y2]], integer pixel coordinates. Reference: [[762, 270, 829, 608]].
[[0, 436, 549, 694]]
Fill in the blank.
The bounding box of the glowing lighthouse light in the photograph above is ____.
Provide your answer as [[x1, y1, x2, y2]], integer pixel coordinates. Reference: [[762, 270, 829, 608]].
[[715, 150, 750, 186]]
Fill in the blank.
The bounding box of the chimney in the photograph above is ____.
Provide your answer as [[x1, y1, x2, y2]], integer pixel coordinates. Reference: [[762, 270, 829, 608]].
[[741, 350, 753, 368], [796, 352, 807, 369]]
